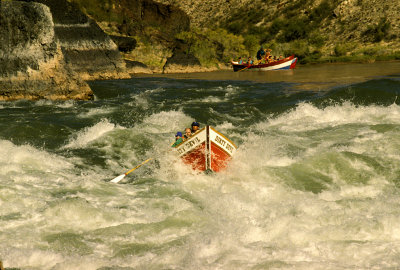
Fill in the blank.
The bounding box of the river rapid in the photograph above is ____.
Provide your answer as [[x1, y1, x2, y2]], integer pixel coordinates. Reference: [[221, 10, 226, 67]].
[[1, 62, 400, 269]]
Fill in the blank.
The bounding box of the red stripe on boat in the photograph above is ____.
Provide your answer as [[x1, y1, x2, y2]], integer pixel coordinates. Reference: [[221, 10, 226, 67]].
[[181, 142, 207, 171], [210, 141, 231, 172]]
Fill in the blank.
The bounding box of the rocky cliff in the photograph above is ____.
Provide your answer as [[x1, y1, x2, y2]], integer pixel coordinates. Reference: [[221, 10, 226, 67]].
[[0, 1, 93, 101], [0, 0, 133, 101], [71, 0, 204, 73], [23, 0, 129, 80], [154, 0, 251, 27]]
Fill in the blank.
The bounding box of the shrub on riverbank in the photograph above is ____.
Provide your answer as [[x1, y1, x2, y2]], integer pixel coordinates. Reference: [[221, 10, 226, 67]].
[[176, 28, 248, 66]]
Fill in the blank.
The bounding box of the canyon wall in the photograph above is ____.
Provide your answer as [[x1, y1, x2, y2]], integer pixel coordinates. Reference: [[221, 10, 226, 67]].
[[0, 0, 130, 101], [27, 0, 129, 80], [0, 1, 93, 101]]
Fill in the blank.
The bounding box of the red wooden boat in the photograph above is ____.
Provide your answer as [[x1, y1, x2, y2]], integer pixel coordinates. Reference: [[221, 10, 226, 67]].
[[174, 126, 237, 172], [231, 54, 297, 72]]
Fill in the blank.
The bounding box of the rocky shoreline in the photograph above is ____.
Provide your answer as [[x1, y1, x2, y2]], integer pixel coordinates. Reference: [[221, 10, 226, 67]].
[[0, 1, 94, 101], [0, 0, 129, 101], [0, 0, 216, 101], [2, 0, 399, 101]]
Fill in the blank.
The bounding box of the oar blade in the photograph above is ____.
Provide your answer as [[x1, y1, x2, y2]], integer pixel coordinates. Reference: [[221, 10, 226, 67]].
[[110, 174, 126, 183], [110, 158, 152, 184]]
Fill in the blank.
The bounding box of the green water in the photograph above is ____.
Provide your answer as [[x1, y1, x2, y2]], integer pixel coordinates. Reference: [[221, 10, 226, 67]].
[[0, 62, 400, 269]]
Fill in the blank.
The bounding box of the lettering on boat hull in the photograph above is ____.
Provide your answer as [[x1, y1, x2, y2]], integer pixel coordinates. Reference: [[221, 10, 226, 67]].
[[175, 126, 237, 172]]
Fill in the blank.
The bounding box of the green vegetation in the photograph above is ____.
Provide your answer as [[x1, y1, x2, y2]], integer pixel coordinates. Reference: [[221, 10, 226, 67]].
[[72, 0, 120, 23], [363, 18, 393, 42], [176, 28, 248, 66]]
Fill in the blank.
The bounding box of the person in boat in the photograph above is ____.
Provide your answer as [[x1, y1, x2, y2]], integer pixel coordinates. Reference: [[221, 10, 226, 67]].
[[184, 128, 192, 140], [238, 57, 243, 64], [171, 131, 184, 147], [265, 49, 272, 63], [268, 54, 273, 62], [247, 57, 253, 65], [191, 122, 200, 134], [256, 46, 266, 64]]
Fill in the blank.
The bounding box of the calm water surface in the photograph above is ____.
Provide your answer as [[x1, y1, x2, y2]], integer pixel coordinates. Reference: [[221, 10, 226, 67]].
[[0, 62, 400, 269]]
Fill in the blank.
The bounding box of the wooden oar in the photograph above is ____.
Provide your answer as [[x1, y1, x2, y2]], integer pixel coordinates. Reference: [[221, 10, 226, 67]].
[[238, 64, 252, 72], [110, 158, 152, 183]]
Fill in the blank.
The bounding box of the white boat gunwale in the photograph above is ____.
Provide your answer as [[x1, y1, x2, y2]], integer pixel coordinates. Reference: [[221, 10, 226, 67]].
[[175, 127, 206, 157], [209, 126, 237, 149], [174, 126, 237, 157]]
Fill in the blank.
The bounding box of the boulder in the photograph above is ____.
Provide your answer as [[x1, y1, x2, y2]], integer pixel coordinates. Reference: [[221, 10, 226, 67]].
[[110, 35, 137, 53], [116, 0, 190, 40], [163, 48, 203, 73], [0, 1, 93, 100], [23, 0, 129, 80], [125, 60, 152, 74]]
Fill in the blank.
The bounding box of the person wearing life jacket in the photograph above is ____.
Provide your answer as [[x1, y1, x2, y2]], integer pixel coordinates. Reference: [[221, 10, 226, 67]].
[[265, 49, 273, 63], [191, 122, 200, 134], [256, 46, 266, 64], [171, 131, 184, 147]]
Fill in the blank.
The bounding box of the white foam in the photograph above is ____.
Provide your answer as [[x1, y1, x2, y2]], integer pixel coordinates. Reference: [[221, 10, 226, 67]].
[[141, 110, 193, 134], [214, 121, 234, 130], [224, 84, 241, 97], [5, 249, 64, 270], [2, 100, 400, 269], [77, 107, 115, 118], [128, 88, 165, 109], [264, 102, 400, 132], [65, 119, 121, 148], [198, 96, 224, 103], [0, 140, 72, 177]]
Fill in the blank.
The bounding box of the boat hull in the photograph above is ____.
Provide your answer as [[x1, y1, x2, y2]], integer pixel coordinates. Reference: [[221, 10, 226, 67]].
[[175, 126, 237, 172], [232, 55, 297, 72]]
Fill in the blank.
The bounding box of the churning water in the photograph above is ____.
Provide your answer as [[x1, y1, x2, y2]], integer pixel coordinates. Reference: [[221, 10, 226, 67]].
[[1, 62, 400, 269]]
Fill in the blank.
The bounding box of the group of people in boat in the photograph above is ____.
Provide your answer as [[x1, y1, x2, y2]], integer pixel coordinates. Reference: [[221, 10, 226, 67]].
[[171, 121, 200, 147], [236, 47, 284, 65]]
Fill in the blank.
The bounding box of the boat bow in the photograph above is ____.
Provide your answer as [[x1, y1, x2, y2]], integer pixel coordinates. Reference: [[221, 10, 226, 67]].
[[175, 126, 237, 172]]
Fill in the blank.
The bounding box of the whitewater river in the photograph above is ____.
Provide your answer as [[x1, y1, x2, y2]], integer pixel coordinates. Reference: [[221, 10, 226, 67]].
[[1, 62, 400, 269]]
